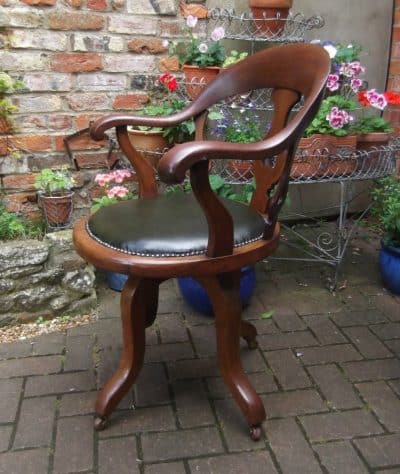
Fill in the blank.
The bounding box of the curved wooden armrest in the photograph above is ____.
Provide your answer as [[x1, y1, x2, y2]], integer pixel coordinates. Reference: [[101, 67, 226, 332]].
[[89, 106, 197, 141]]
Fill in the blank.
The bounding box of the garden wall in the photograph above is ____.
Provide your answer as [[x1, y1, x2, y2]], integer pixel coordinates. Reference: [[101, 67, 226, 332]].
[[0, 230, 96, 326]]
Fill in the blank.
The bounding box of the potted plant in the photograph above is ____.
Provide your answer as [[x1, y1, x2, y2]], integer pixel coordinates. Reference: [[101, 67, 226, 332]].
[[248, 0, 293, 37], [212, 106, 263, 180], [35, 167, 75, 228], [128, 73, 195, 168], [169, 15, 226, 99], [371, 175, 400, 295]]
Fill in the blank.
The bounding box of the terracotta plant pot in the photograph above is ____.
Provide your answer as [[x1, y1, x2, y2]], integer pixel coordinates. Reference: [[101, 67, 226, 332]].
[[128, 129, 170, 169], [228, 160, 253, 181], [249, 0, 293, 37], [39, 192, 73, 228], [356, 132, 391, 173], [292, 134, 357, 179], [182, 65, 220, 100]]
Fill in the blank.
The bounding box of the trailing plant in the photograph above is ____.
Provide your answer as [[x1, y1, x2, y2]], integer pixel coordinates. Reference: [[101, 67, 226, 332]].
[[370, 175, 400, 247], [213, 107, 263, 143], [0, 204, 45, 240]]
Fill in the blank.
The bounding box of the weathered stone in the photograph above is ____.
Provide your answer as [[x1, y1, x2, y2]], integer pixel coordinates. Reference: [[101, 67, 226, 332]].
[[2, 265, 43, 279], [14, 285, 61, 310], [0, 280, 15, 295], [22, 268, 64, 287], [127, 0, 176, 15], [46, 230, 74, 252], [62, 269, 96, 295], [0, 240, 49, 272], [49, 295, 71, 311], [66, 290, 97, 314]]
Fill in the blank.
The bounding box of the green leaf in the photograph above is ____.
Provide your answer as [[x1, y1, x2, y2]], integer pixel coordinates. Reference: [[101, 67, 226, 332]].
[[260, 310, 274, 319]]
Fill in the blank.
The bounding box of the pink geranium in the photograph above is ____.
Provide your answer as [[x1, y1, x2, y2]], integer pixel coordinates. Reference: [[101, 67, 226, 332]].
[[326, 106, 353, 129], [350, 78, 363, 93], [107, 186, 130, 199], [366, 89, 388, 110], [327, 74, 340, 92]]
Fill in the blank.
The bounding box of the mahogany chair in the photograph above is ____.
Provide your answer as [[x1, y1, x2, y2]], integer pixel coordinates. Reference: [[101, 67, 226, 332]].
[[73, 43, 330, 440]]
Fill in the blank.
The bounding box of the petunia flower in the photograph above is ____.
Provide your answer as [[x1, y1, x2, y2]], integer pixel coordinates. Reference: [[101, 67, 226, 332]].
[[322, 42, 338, 59], [186, 15, 198, 28], [210, 26, 225, 42]]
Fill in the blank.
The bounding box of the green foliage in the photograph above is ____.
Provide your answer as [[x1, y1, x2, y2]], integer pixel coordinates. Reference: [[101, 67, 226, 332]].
[[304, 95, 357, 137], [174, 36, 225, 68], [91, 193, 135, 212], [0, 71, 24, 125], [222, 50, 248, 68], [332, 44, 362, 67], [352, 116, 393, 134], [0, 204, 45, 241], [371, 175, 400, 247], [34, 167, 75, 195]]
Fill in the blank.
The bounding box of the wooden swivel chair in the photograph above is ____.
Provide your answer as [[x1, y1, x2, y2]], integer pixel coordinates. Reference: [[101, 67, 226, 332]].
[[73, 43, 330, 440]]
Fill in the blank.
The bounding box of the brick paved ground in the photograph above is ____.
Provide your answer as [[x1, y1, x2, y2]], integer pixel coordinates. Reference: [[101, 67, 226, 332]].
[[1, 229, 400, 474]]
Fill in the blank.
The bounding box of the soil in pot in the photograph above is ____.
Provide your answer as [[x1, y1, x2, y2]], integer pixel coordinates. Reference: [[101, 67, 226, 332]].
[[182, 65, 220, 100]]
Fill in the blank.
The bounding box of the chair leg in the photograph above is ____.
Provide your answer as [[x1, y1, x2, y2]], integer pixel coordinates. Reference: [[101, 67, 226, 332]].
[[94, 276, 158, 430], [198, 272, 266, 441], [241, 321, 258, 349]]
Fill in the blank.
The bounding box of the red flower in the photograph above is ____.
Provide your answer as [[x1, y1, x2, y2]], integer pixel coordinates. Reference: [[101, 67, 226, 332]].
[[384, 91, 400, 105], [358, 91, 370, 107]]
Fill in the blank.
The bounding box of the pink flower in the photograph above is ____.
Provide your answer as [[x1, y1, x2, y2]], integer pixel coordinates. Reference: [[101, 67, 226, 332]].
[[95, 172, 113, 187], [198, 42, 208, 53], [327, 74, 340, 92], [111, 169, 132, 183], [210, 26, 225, 41], [366, 89, 388, 110], [351, 78, 363, 93], [326, 107, 353, 129], [107, 186, 130, 199], [349, 61, 365, 76], [186, 15, 198, 28]]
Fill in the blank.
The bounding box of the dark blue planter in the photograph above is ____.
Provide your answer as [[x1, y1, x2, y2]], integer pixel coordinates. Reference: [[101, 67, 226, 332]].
[[177, 266, 256, 316], [106, 271, 128, 292], [379, 242, 400, 295]]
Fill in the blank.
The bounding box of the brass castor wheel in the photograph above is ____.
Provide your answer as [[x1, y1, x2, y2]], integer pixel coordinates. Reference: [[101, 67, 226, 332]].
[[249, 424, 262, 441], [94, 415, 108, 431], [246, 339, 258, 350]]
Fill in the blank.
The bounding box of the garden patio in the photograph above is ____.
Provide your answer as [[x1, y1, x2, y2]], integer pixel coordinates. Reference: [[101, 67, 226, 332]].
[[1, 224, 400, 474]]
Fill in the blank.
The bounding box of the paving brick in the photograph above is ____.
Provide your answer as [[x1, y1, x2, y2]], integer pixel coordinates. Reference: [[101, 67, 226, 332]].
[[25, 371, 94, 396], [206, 372, 277, 398], [59, 391, 97, 417], [370, 323, 400, 340], [331, 310, 387, 327], [31, 333, 65, 356], [53, 416, 93, 473], [141, 427, 224, 462], [386, 339, 400, 356], [250, 318, 279, 335], [214, 399, 265, 452], [265, 349, 311, 390], [258, 331, 318, 351], [97, 287, 120, 319], [300, 409, 384, 442], [356, 381, 400, 432], [98, 436, 139, 474], [371, 294, 400, 321], [0, 378, 23, 423], [64, 335, 93, 371], [144, 342, 194, 363], [0, 448, 49, 474], [189, 451, 278, 474], [98, 405, 176, 437], [135, 363, 170, 407], [0, 355, 61, 378], [341, 359, 400, 382], [0, 426, 12, 453], [314, 441, 368, 474], [167, 358, 220, 380], [308, 364, 362, 410], [146, 461, 186, 474], [241, 348, 268, 373], [191, 325, 216, 357], [354, 434, 400, 468], [157, 313, 188, 343], [389, 379, 400, 396], [273, 309, 306, 332], [266, 418, 323, 474], [344, 326, 393, 358], [302, 314, 347, 345], [173, 379, 215, 428], [298, 344, 362, 365], [0, 340, 32, 359], [13, 396, 56, 449], [262, 389, 327, 418]]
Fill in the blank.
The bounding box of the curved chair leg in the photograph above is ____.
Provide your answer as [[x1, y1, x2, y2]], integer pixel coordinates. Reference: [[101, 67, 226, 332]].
[[94, 277, 157, 430], [241, 321, 258, 350], [145, 279, 161, 328], [198, 272, 266, 441]]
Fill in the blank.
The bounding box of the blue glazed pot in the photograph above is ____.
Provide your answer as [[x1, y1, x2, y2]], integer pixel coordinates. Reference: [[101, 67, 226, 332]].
[[105, 271, 128, 292], [177, 266, 257, 316], [379, 241, 400, 295]]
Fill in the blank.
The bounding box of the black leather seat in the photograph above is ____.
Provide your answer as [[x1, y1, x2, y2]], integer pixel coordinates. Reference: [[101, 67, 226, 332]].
[[88, 193, 265, 257]]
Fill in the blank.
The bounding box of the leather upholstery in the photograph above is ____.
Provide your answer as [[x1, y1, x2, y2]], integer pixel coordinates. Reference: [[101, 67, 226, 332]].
[[88, 194, 265, 257]]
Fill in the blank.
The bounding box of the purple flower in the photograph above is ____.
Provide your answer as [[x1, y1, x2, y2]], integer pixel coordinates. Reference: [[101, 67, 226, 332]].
[[366, 89, 388, 110], [211, 26, 225, 41], [327, 74, 340, 92], [326, 106, 353, 129]]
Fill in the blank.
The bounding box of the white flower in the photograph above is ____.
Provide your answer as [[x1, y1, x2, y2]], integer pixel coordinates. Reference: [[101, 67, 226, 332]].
[[198, 42, 208, 53], [210, 26, 225, 41], [323, 44, 338, 59], [186, 15, 198, 28], [162, 39, 169, 48]]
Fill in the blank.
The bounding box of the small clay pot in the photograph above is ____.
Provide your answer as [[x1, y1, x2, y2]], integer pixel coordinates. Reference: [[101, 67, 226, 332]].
[[182, 64, 221, 100]]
